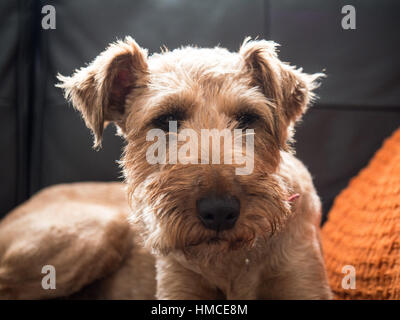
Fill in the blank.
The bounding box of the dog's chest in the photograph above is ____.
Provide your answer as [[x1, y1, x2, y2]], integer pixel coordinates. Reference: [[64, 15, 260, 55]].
[[174, 251, 264, 299]]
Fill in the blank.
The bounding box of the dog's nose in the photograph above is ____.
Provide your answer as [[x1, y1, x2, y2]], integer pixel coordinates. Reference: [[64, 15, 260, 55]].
[[196, 196, 240, 231]]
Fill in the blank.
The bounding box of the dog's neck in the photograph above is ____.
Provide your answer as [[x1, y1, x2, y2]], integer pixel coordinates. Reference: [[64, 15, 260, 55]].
[[170, 240, 269, 299]]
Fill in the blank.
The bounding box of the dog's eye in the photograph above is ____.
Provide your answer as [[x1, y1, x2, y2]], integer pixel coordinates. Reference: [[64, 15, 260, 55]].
[[152, 111, 185, 131], [235, 112, 260, 129]]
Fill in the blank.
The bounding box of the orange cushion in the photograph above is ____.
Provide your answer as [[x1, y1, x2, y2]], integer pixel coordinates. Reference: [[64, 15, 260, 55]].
[[322, 128, 400, 299]]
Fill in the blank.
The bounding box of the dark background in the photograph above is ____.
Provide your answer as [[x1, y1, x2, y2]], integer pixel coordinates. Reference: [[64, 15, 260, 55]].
[[0, 0, 399, 223]]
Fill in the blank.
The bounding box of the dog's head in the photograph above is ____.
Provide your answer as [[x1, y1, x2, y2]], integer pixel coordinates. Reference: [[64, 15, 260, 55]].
[[57, 37, 323, 259]]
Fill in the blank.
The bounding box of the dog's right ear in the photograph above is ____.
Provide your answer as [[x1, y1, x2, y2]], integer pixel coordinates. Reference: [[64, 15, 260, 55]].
[[56, 37, 148, 149]]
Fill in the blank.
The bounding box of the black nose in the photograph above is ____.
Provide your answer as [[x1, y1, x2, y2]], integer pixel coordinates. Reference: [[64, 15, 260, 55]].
[[196, 196, 240, 231]]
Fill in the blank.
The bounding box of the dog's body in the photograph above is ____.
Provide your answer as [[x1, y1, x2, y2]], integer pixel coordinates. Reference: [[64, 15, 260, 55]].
[[0, 38, 332, 299], [0, 182, 156, 299]]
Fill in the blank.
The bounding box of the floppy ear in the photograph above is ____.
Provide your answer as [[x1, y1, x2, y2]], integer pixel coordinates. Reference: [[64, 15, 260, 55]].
[[56, 37, 148, 148], [239, 37, 324, 147]]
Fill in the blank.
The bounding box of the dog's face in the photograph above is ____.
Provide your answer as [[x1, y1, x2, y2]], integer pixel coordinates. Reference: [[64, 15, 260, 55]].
[[57, 37, 322, 258]]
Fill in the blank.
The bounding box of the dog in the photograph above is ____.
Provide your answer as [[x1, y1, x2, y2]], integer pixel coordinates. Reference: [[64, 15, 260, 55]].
[[0, 37, 332, 299], [0, 182, 156, 299]]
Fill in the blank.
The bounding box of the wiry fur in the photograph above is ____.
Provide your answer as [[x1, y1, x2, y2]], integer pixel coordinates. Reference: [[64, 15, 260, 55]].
[[58, 36, 332, 299], [0, 37, 332, 299]]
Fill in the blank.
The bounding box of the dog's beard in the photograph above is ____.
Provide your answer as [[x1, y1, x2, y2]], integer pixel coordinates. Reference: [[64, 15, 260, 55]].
[[130, 208, 269, 257], [128, 171, 292, 258]]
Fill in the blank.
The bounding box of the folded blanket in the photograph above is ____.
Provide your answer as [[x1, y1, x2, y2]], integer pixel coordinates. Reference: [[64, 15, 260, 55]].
[[322, 128, 400, 299]]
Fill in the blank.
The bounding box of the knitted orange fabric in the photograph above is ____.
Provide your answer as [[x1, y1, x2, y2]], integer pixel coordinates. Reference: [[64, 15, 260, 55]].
[[322, 128, 400, 299]]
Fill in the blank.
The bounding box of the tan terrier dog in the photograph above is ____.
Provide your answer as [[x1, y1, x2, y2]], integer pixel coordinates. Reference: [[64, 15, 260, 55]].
[[0, 37, 332, 299]]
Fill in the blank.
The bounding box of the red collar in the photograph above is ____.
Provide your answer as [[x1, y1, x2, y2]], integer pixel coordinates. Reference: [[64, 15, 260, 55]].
[[288, 193, 300, 202]]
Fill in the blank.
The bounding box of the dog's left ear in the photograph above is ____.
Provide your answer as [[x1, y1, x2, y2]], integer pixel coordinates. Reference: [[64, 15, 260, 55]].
[[57, 37, 148, 149], [240, 38, 324, 144]]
